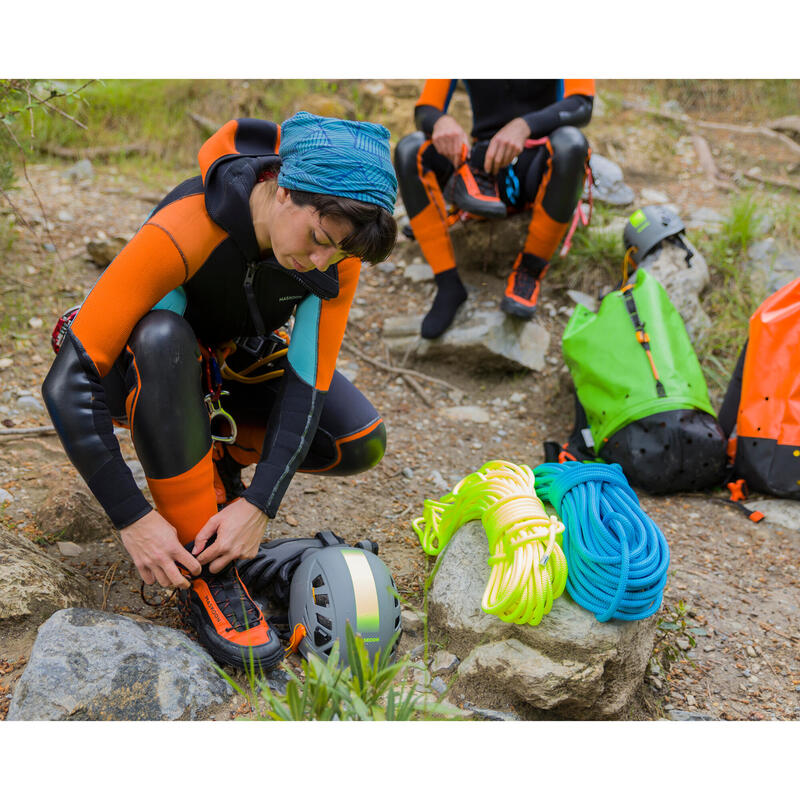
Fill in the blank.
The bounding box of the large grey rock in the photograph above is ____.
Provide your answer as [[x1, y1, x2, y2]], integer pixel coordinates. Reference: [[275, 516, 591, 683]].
[[34, 475, 116, 542], [383, 310, 549, 372], [747, 238, 800, 297], [639, 238, 712, 342], [429, 522, 658, 719], [7, 608, 246, 720], [587, 153, 635, 206], [0, 526, 96, 636]]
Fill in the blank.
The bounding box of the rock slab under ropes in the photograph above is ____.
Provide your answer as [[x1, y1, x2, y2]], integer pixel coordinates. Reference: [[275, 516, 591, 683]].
[[428, 521, 658, 719], [7, 608, 240, 720]]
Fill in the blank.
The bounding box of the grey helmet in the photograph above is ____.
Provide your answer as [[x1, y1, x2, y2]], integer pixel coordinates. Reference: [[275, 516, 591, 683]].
[[623, 205, 688, 265], [288, 545, 402, 667]]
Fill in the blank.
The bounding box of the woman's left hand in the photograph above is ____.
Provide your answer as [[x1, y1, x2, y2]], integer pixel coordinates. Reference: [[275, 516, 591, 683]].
[[192, 498, 268, 573]]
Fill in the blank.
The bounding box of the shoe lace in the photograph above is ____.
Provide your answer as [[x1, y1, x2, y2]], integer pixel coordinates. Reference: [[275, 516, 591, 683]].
[[512, 264, 539, 299], [472, 167, 500, 199], [204, 566, 263, 633]]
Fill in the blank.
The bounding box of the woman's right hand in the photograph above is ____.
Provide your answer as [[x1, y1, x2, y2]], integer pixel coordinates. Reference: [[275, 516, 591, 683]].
[[431, 115, 471, 167], [120, 510, 202, 589]]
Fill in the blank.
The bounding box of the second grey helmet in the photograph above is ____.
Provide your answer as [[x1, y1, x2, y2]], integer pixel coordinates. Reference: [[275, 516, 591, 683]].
[[623, 205, 693, 266]]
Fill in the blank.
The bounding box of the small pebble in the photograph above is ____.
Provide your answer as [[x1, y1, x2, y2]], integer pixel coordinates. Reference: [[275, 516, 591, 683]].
[[401, 467, 414, 479], [746, 646, 757, 658], [57, 541, 83, 556], [0, 488, 13, 504], [431, 677, 447, 695]]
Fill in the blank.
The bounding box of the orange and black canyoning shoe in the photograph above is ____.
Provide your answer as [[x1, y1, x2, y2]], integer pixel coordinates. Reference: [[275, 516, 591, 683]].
[[444, 149, 507, 220], [179, 560, 283, 671], [500, 253, 550, 319]]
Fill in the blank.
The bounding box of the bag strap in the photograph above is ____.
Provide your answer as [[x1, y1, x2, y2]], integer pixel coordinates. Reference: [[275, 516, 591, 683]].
[[718, 342, 748, 438], [621, 284, 667, 398]]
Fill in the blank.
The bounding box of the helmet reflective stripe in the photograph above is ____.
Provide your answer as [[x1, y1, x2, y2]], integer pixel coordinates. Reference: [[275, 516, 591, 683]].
[[340, 548, 381, 634]]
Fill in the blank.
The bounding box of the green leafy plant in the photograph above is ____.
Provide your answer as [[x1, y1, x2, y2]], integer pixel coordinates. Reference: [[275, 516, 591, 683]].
[[694, 193, 766, 399], [653, 599, 697, 674], [222, 624, 462, 721]]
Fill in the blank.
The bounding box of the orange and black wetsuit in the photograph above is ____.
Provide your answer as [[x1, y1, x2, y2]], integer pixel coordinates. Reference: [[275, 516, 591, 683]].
[[395, 79, 594, 336], [43, 118, 385, 545]]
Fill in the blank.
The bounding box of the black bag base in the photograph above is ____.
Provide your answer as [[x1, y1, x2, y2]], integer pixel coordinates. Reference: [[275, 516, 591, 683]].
[[734, 436, 800, 500], [544, 393, 728, 495]]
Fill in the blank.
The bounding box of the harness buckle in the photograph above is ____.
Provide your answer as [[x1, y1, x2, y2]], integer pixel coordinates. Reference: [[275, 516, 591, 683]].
[[204, 390, 238, 444]]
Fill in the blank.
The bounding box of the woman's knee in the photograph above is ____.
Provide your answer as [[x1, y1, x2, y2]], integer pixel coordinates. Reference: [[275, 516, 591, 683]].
[[128, 310, 198, 367]]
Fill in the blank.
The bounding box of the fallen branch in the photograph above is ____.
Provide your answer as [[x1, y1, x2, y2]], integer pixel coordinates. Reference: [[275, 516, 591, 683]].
[[0, 425, 57, 437], [732, 170, 800, 193], [37, 142, 148, 160], [340, 339, 460, 392], [99, 188, 163, 204], [639, 105, 800, 159], [402, 373, 433, 407], [187, 112, 222, 137], [691, 134, 736, 191]]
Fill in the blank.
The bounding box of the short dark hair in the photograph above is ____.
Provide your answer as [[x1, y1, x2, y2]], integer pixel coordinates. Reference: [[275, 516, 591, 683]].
[[288, 189, 397, 265]]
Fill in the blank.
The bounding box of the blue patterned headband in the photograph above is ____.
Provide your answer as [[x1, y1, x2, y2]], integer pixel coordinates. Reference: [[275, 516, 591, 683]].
[[277, 111, 397, 213]]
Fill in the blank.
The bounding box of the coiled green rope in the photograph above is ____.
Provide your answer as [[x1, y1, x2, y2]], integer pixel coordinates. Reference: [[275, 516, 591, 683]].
[[412, 460, 568, 625]]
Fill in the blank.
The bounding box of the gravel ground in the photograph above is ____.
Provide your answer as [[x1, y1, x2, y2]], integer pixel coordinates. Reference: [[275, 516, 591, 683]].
[[1, 91, 799, 721]]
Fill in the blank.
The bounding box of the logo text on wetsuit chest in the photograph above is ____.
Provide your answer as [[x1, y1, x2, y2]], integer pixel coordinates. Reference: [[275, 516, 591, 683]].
[[279, 295, 302, 303]]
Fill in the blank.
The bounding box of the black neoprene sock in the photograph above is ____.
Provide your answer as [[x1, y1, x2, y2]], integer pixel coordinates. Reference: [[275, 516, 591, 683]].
[[421, 268, 468, 339]]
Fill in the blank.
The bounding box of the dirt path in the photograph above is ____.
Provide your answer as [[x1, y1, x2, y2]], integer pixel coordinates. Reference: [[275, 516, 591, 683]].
[[2, 87, 799, 720]]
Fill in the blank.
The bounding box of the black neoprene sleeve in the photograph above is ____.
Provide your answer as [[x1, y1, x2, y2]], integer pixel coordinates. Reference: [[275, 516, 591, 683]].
[[522, 95, 593, 139], [414, 104, 447, 137], [242, 363, 326, 518]]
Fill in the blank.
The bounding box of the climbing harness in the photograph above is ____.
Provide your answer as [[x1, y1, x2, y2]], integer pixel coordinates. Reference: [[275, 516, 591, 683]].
[[220, 332, 289, 385], [412, 460, 568, 626], [532, 461, 670, 622]]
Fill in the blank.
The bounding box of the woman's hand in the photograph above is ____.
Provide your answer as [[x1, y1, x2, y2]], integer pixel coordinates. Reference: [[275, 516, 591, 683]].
[[192, 498, 268, 574], [484, 117, 531, 175], [432, 115, 471, 167], [120, 510, 202, 589]]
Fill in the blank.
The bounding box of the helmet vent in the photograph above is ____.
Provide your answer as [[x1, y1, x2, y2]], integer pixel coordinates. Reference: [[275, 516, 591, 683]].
[[315, 593, 329, 607], [314, 628, 332, 648], [316, 613, 332, 629], [312, 574, 325, 589]]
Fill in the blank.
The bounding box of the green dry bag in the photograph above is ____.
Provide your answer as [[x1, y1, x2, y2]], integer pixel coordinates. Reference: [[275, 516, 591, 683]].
[[559, 268, 726, 493]]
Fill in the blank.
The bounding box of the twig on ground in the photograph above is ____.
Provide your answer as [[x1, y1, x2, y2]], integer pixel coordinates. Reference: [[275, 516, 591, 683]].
[[730, 170, 800, 193], [691, 134, 736, 191], [0, 425, 57, 437], [340, 339, 460, 392], [640, 105, 800, 159], [187, 112, 221, 136], [102, 561, 120, 611], [37, 142, 147, 159], [402, 374, 433, 407], [98, 187, 163, 204]]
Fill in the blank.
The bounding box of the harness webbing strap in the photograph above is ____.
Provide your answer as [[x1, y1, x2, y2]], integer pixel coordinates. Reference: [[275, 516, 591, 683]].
[[622, 287, 666, 398]]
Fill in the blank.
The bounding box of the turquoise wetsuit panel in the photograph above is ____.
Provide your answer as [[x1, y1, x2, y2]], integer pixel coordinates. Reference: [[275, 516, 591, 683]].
[[152, 286, 188, 315], [288, 294, 320, 386]]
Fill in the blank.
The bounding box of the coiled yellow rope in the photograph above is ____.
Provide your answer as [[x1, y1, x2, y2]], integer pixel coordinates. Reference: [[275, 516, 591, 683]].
[[412, 460, 568, 625]]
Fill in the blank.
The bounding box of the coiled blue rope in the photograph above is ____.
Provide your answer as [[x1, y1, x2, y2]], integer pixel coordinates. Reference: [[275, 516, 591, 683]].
[[532, 462, 669, 622]]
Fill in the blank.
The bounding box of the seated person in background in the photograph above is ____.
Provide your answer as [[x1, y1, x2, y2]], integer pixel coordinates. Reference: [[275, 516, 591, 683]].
[[395, 79, 594, 339]]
